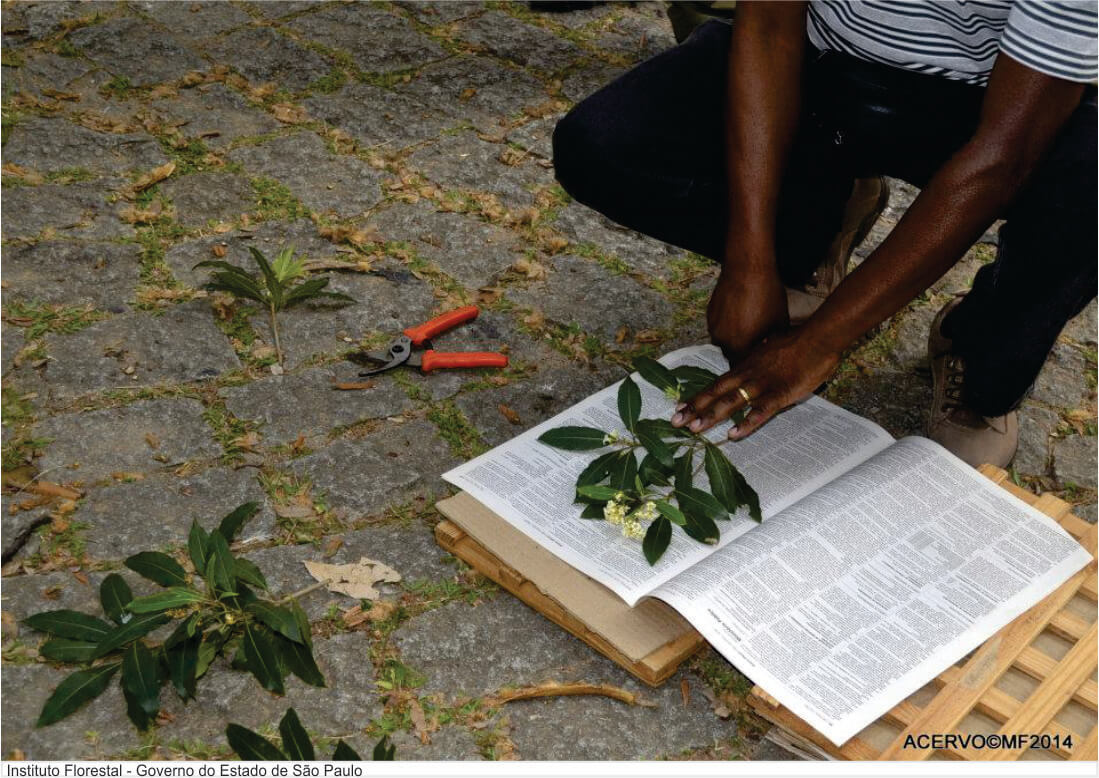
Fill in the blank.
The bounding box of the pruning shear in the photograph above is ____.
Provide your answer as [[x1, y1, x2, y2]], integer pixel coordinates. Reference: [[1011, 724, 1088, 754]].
[[351, 305, 509, 375]]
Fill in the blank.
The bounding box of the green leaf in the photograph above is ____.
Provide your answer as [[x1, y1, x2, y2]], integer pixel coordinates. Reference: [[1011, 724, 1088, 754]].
[[250, 246, 284, 310], [38, 638, 99, 663], [681, 509, 720, 545], [282, 277, 347, 309], [99, 574, 133, 625], [655, 500, 686, 526], [242, 623, 284, 694], [617, 376, 642, 431], [123, 686, 153, 732], [703, 442, 742, 515], [187, 521, 210, 576], [226, 723, 286, 761], [672, 365, 720, 399], [576, 485, 620, 501], [93, 612, 172, 658], [537, 426, 608, 451], [276, 632, 325, 687], [642, 517, 673, 565], [218, 502, 260, 541], [279, 708, 315, 761], [271, 245, 305, 283], [634, 420, 674, 467], [37, 663, 119, 727], [334, 740, 363, 760], [371, 735, 395, 761], [731, 467, 762, 523], [676, 487, 727, 522], [125, 552, 188, 588], [24, 610, 112, 642], [578, 502, 605, 519], [121, 641, 161, 729], [638, 453, 672, 487], [195, 630, 229, 680], [637, 417, 691, 438], [164, 613, 200, 649], [606, 451, 638, 492], [167, 634, 201, 700], [127, 588, 204, 614], [246, 602, 302, 644], [233, 558, 268, 591], [194, 262, 267, 304], [575, 451, 620, 492], [204, 531, 236, 599], [674, 453, 693, 492], [633, 356, 679, 396]]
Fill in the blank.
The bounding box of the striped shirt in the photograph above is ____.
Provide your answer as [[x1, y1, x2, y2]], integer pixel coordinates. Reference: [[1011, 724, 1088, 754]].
[[808, 1, 1098, 85]]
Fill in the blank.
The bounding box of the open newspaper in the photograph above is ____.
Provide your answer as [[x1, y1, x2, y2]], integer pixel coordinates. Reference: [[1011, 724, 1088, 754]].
[[443, 345, 1092, 746]]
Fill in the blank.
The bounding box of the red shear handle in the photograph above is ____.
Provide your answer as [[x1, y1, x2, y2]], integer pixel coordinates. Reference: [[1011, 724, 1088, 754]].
[[403, 305, 480, 346], [420, 351, 509, 373]]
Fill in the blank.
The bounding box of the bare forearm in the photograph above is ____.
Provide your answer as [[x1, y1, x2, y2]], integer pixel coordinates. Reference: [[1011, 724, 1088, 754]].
[[725, 1, 807, 267], [802, 55, 1086, 356]]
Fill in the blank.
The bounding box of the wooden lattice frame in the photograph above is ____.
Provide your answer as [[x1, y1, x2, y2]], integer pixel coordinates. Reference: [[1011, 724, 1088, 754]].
[[749, 465, 1098, 761]]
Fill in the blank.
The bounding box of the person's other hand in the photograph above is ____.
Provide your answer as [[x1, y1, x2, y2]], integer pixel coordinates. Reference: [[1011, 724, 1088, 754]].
[[707, 266, 788, 362], [671, 327, 841, 439]]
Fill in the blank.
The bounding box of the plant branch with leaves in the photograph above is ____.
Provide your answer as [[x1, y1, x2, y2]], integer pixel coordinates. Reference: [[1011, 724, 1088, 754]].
[[539, 357, 761, 565], [25, 504, 325, 731], [196, 246, 354, 365]]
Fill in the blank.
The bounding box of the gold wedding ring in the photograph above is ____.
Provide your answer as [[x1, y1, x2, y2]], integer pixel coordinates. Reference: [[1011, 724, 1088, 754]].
[[737, 386, 752, 404]]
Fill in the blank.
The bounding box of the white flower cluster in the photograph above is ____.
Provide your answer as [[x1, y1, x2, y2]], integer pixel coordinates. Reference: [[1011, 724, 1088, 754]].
[[604, 497, 659, 541]]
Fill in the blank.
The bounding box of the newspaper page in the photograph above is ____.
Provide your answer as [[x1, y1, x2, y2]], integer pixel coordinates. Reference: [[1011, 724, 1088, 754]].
[[443, 345, 894, 605], [653, 436, 1094, 745]]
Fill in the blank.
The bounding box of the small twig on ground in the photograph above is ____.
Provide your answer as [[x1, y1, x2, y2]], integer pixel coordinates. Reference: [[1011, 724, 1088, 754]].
[[485, 681, 657, 708]]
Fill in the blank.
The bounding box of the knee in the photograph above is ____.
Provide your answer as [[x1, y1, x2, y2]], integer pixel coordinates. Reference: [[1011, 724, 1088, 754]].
[[552, 98, 616, 204]]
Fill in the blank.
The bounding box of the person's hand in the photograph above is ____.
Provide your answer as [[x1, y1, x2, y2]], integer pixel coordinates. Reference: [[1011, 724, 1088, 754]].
[[707, 265, 788, 362], [671, 328, 842, 439]]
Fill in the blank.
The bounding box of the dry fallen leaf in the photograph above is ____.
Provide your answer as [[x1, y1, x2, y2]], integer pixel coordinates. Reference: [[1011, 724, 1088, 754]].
[[127, 161, 177, 196], [498, 404, 521, 425], [272, 102, 308, 124], [212, 243, 227, 258], [332, 380, 377, 391], [409, 699, 432, 744], [322, 536, 343, 558], [341, 600, 394, 627], [635, 329, 663, 343], [274, 504, 315, 520], [511, 257, 547, 281], [680, 677, 691, 707], [303, 557, 402, 600], [231, 431, 261, 452], [459, 87, 477, 100], [615, 325, 629, 344], [486, 681, 656, 708], [2, 163, 44, 184], [145, 433, 160, 450]]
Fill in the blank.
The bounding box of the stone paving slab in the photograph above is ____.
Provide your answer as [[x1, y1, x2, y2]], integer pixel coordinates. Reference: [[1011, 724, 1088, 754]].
[[75, 466, 277, 561], [38, 301, 241, 402], [144, 84, 282, 149], [219, 367, 413, 447], [206, 25, 331, 93], [506, 253, 677, 341], [303, 82, 449, 151], [551, 200, 690, 281], [241, 521, 460, 620], [407, 130, 543, 211], [229, 132, 385, 219], [455, 361, 620, 448], [287, 4, 446, 74], [159, 171, 257, 229], [398, 55, 549, 133], [1, 181, 134, 241], [395, 0, 484, 25], [34, 397, 221, 483], [288, 419, 458, 522], [368, 200, 523, 289], [393, 595, 731, 759], [387, 727, 484, 760], [2, 1, 121, 43], [4, 118, 168, 178], [131, 0, 251, 44], [69, 16, 208, 86], [0, 241, 142, 311], [453, 11, 584, 74], [1053, 434, 1098, 489]]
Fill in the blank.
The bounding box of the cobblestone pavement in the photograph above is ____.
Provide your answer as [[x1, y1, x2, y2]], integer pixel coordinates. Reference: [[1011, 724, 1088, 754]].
[[2, 0, 1095, 762]]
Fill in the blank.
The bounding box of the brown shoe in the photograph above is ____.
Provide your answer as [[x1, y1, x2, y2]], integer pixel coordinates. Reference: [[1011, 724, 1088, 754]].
[[927, 295, 1018, 468], [787, 176, 890, 325]]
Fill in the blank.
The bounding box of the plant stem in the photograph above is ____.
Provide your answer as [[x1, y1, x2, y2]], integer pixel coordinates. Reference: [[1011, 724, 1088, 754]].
[[278, 579, 328, 604], [268, 302, 284, 366]]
